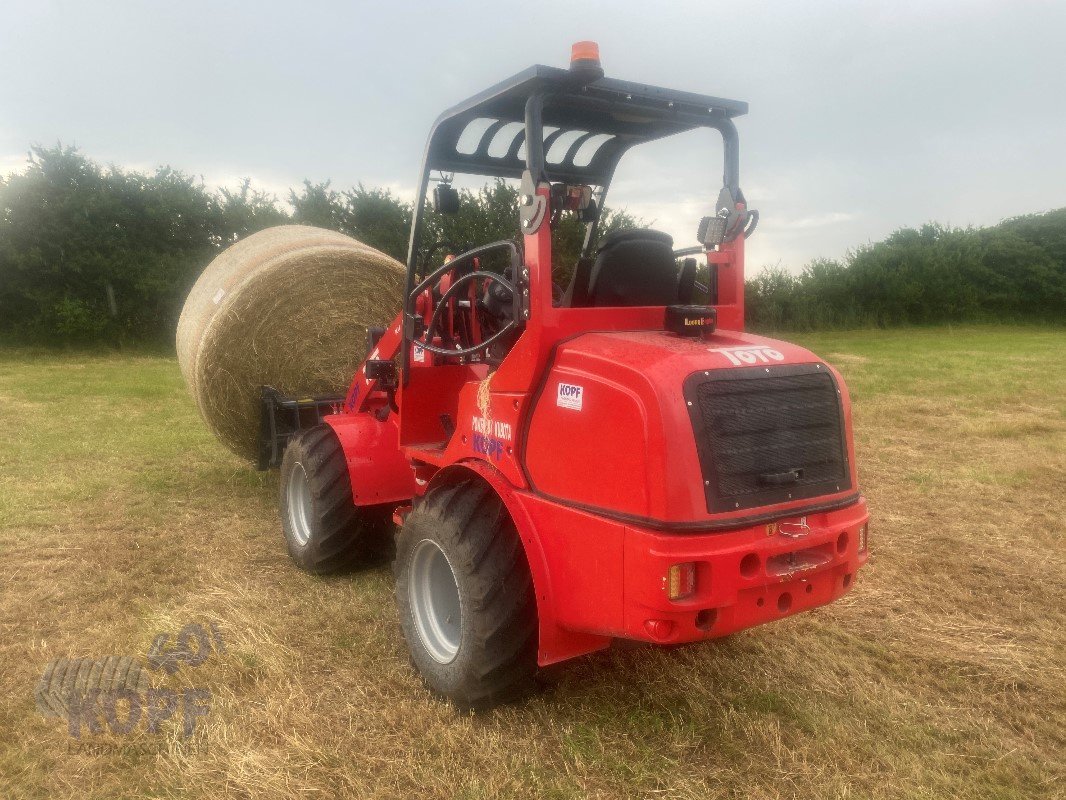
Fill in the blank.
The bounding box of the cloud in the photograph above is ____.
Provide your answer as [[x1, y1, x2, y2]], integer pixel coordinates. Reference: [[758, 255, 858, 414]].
[[1, 1, 1062, 270], [0, 152, 30, 178], [775, 212, 860, 230]]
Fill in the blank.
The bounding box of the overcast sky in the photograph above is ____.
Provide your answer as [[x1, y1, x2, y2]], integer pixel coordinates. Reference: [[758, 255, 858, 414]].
[[2, 0, 1063, 271]]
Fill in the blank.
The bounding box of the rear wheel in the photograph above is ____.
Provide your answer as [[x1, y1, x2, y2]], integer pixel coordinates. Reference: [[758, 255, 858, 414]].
[[279, 424, 389, 573], [394, 478, 537, 710]]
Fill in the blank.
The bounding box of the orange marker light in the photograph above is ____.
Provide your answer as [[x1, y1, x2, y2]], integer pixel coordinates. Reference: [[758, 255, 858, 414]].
[[667, 563, 697, 601], [570, 41, 601, 65]]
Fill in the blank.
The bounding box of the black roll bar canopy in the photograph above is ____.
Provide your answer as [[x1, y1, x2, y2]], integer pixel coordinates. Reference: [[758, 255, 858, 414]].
[[426, 65, 745, 184], [405, 64, 748, 271]]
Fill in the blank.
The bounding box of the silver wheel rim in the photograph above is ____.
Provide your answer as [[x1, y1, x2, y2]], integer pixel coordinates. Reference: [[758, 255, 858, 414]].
[[409, 539, 462, 664], [286, 462, 314, 547]]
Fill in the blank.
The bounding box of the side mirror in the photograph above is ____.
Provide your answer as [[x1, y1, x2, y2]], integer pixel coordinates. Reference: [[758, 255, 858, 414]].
[[432, 184, 461, 215]]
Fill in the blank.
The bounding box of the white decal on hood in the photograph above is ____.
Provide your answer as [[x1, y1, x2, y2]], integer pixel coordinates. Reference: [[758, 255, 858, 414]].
[[556, 382, 583, 410], [710, 345, 785, 366]]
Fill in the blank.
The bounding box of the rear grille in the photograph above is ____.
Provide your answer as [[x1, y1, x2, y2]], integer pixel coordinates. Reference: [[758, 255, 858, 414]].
[[684, 364, 851, 512]]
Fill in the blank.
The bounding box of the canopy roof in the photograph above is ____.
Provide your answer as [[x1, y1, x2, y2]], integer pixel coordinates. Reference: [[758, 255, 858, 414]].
[[424, 64, 748, 185]]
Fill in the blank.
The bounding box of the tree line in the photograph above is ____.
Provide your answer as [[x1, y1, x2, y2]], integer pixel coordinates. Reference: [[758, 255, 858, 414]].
[[1, 145, 1062, 344], [746, 212, 1066, 329], [0, 145, 637, 343]]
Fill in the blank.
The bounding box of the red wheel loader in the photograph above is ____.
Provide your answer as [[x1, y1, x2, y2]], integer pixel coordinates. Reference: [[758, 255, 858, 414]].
[[261, 43, 869, 709]]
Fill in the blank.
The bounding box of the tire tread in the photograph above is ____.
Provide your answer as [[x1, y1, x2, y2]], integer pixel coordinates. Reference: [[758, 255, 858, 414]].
[[395, 478, 537, 711], [280, 424, 390, 574]]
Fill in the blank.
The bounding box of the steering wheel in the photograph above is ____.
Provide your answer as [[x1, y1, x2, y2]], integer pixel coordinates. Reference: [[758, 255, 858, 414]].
[[408, 240, 524, 359]]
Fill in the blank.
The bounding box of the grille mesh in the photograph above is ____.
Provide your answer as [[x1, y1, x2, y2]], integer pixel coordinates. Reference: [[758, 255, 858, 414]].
[[687, 367, 850, 511]]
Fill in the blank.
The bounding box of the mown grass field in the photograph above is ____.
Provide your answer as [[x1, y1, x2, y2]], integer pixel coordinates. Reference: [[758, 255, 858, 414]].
[[0, 325, 1063, 799]]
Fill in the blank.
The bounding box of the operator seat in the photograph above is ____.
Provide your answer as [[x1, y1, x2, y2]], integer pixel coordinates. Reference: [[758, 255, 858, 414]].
[[566, 228, 685, 307]]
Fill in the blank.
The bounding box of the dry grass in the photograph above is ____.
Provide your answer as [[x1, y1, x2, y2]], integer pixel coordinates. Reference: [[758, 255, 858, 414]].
[[0, 325, 1063, 799]]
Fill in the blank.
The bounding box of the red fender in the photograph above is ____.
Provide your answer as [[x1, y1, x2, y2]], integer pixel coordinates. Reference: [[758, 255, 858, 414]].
[[426, 461, 610, 666], [324, 413, 416, 506]]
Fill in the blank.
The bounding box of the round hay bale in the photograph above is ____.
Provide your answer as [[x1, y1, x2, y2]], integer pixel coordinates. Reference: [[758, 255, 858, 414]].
[[176, 225, 405, 462]]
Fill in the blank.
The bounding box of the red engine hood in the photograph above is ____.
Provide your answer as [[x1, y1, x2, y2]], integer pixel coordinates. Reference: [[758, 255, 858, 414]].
[[521, 328, 861, 529]]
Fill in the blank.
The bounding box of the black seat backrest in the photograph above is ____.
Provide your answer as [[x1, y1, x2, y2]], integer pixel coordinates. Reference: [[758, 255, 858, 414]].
[[677, 257, 697, 305], [581, 228, 678, 307]]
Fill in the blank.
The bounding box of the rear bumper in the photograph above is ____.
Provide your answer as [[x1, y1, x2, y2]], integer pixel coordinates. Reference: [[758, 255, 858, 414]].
[[621, 496, 869, 643], [511, 485, 869, 665]]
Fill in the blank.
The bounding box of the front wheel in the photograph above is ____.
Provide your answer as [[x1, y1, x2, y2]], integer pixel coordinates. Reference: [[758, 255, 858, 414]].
[[279, 424, 390, 573], [394, 478, 537, 710]]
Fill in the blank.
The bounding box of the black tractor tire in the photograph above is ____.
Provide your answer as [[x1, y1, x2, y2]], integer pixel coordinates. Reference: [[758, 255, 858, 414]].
[[279, 424, 390, 574], [394, 478, 538, 711]]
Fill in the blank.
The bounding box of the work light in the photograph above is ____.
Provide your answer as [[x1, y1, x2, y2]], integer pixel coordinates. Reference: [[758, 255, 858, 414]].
[[697, 213, 729, 247]]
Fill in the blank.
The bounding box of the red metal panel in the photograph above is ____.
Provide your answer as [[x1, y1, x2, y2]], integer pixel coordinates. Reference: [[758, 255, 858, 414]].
[[620, 497, 869, 642], [513, 493, 627, 637], [525, 364, 652, 516], [522, 328, 861, 527], [714, 230, 745, 330], [324, 413, 416, 506], [508, 488, 868, 647], [397, 364, 487, 448], [427, 463, 611, 666], [399, 380, 531, 491]]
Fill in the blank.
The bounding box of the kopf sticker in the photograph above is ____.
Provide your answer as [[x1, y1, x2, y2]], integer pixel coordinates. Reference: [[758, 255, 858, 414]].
[[557, 382, 583, 411]]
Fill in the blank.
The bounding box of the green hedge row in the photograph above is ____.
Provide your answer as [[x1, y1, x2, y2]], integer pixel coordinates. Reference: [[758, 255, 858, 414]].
[[745, 213, 1066, 330], [0, 146, 638, 344], [2, 145, 1063, 344]]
